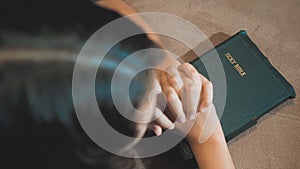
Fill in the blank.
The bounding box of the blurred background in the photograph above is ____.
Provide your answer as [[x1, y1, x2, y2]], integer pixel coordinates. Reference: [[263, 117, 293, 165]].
[[0, 0, 119, 61]]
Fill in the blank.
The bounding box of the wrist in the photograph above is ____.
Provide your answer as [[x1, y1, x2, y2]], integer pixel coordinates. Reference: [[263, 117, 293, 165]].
[[187, 125, 225, 146]]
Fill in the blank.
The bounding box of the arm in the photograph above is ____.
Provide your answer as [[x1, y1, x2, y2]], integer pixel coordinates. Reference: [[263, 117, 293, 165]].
[[93, 4, 235, 167], [92, 0, 136, 15], [160, 63, 235, 169], [187, 125, 235, 169]]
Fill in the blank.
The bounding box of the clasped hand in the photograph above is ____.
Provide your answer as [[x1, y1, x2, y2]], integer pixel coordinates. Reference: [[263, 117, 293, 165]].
[[148, 63, 219, 143]]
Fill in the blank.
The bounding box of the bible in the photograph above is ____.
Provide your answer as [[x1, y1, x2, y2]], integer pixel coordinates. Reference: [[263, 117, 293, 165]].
[[149, 30, 296, 169]]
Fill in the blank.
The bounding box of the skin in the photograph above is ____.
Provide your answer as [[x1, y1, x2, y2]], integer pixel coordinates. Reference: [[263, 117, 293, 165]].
[[94, 1, 235, 169]]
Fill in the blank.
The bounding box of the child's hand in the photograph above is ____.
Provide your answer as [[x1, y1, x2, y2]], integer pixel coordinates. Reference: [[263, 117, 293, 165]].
[[149, 63, 219, 143]]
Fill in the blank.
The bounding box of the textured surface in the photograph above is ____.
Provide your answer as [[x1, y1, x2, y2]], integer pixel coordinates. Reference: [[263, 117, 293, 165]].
[[0, 0, 299, 168], [124, 0, 300, 168]]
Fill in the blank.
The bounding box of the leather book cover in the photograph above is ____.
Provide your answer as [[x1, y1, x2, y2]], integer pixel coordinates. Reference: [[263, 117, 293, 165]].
[[190, 30, 295, 141], [148, 30, 296, 169]]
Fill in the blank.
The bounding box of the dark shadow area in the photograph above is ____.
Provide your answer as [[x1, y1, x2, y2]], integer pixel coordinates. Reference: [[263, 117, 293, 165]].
[[180, 32, 230, 62]]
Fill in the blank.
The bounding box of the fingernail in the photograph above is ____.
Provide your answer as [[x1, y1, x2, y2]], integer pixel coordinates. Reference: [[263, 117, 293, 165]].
[[169, 124, 175, 130], [178, 117, 186, 123], [188, 114, 196, 120], [154, 129, 160, 136], [200, 106, 211, 113]]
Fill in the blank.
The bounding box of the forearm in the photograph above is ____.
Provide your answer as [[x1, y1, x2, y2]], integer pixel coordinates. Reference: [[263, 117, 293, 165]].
[[93, 0, 162, 45], [187, 125, 235, 169], [94, 0, 181, 70], [93, 0, 136, 16]]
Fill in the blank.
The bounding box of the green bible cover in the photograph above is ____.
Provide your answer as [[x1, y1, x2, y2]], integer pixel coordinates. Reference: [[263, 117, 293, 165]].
[[150, 30, 296, 169]]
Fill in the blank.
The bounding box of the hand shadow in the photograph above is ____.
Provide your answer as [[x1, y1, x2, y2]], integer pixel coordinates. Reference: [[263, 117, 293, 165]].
[[180, 32, 230, 62]]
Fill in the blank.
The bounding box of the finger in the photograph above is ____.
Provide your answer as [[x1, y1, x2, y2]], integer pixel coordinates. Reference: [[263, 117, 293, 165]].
[[165, 87, 186, 123], [152, 77, 167, 111], [180, 75, 200, 120], [178, 63, 202, 118], [159, 69, 168, 84], [160, 70, 186, 123], [165, 66, 183, 94], [148, 123, 163, 136], [159, 70, 170, 92], [154, 107, 175, 130], [178, 63, 200, 85], [160, 70, 180, 95], [141, 77, 163, 113], [153, 75, 163, 93], [178, 63, 202, 119], [198, 74, 213, 113]]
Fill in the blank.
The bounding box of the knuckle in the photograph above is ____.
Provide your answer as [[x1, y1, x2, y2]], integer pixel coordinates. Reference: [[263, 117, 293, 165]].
[[190, 71, 199, 81], [205, 81, 213, 88], [166, 90, 177, 102], [169, 78, 178, 87], [167, 94, 177, 103], [189, 84, 197, 92], [205, 99, 212, 106], [182, 62, 190, 67], [186, 63, 197, 72], [192, 72, 198, 79], [184, 82, 196, 92], [203, 96, 213, 106]]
